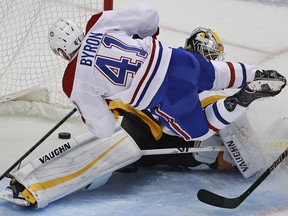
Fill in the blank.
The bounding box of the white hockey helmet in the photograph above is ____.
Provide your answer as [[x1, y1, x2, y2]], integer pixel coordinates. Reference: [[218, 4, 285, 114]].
[[48, 18, 84, 60], [185, 27, 224, 61]]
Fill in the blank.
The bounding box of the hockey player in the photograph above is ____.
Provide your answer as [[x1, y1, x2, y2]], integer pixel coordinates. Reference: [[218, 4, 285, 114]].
[[48, 4, 285, 143]]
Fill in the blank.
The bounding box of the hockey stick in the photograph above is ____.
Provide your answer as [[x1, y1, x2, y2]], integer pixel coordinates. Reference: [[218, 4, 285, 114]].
[[141, 145, 226, 155], [197, 147, 288, 209], [0, 108, 77, 181]]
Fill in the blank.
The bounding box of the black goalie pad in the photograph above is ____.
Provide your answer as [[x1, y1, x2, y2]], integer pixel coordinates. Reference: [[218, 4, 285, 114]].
[[119, 109, 201, 169]]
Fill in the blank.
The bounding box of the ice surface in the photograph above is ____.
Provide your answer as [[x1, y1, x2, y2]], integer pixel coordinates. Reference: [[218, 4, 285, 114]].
[[1, 0, 288, 215]]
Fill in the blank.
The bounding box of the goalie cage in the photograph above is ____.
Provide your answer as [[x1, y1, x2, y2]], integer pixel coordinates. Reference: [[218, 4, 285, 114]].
[[0, 0, 113, 120]]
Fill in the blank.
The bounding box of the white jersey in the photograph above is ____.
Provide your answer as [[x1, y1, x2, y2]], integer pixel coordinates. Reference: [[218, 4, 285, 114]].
[[63, 4, 172, 138]]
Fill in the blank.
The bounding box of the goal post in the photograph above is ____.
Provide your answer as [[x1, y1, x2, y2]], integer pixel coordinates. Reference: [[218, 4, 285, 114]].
[[0, 0, 113, 120], [104, 0, 114, 11]]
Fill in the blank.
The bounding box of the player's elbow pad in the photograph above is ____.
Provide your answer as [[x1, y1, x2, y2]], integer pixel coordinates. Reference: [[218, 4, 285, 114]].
[[136, 4, 159, 38]]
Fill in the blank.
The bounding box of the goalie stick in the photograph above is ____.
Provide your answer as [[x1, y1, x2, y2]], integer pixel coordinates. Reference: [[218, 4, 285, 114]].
[[141, 145, 226, 155], [197, 146, 288, 209], [0, 108, 77, 182]]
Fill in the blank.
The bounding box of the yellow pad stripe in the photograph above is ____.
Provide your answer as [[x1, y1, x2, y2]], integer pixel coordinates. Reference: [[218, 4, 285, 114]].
[[264, 140, 288, 151], [29, 135, 128, 192], [22, 189, 36, 204]]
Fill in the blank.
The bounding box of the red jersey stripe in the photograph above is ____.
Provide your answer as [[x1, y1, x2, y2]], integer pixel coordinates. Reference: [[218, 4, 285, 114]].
[[155, 107, 192, 141], [208, 122, 219, 132], [129, 39, 156, 105], [227, 62, 235, 88]]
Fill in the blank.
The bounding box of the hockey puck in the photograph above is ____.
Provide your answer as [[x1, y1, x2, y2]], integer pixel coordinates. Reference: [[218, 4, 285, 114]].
[[58, 132, 71, 139]]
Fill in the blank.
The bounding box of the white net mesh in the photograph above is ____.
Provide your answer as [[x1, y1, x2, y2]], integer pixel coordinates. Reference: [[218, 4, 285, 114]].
[[0, 0, 110, 111]]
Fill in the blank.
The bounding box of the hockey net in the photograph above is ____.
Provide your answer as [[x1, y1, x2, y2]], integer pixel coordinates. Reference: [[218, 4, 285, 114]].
[[0, 0, 113, 120]]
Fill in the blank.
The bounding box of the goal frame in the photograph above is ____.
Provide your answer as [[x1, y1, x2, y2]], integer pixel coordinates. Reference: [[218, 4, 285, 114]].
[[0, 0, 114, 120], [104, 0, 113, 10]]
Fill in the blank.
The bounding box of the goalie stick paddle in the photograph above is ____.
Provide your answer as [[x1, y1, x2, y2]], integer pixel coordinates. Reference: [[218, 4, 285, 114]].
[[197, 147, 288, 209], [0, 108, 77, 182]]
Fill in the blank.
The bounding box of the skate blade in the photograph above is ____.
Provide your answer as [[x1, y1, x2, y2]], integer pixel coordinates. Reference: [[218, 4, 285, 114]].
[[248, 80, 285, 92]]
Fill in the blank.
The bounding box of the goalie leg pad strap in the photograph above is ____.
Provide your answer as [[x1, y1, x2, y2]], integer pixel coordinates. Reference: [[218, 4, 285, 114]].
[[12, 129, 141, 208], [193, 135, 223, 164]]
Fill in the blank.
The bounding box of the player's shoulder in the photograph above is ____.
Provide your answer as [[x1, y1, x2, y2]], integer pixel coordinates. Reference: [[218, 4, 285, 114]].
[[62, 55, 78, 97], [86, 12, 104, 33]]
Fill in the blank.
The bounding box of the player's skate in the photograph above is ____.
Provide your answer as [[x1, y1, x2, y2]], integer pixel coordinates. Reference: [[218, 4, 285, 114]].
[[224, 70, 286, 111], [250, 69, 286, 92]]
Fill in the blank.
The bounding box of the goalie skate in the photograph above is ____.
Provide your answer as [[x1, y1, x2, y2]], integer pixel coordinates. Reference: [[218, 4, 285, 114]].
[[0, 175, 36, 207], [0, 187, 30, 207]]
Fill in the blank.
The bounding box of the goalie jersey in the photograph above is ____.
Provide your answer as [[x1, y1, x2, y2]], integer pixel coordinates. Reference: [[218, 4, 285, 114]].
[[62, 4, 172, 138]]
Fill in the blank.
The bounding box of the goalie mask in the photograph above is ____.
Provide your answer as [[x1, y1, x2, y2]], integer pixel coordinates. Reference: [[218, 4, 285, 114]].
[[185, 27, 224, 61], [48, 18, 84, 60]]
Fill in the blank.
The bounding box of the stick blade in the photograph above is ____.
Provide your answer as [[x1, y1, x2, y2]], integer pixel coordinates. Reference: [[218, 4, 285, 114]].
[[197, 189, 242, 209]]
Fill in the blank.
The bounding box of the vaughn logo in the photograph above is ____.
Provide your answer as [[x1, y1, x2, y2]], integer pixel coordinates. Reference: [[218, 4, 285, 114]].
[[39, 142, 71, 164], [227, 140, 248, 173]]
